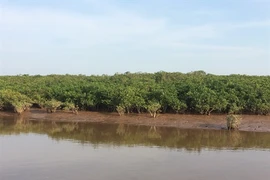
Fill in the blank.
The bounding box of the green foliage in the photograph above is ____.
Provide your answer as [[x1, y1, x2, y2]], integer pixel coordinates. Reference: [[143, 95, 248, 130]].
[[63, 102, 75, 110], [116, 105, 125, 116], [63, 102, 78, 114], [187, 86, 227, 115], [44, 99, 62, 113], [171, 101, 187, 114], [146, 101, 161, 118], [0, 72, 269, 115], [12, 101, 32, 114], [159, 84, 187, 113], [0, 89, 32, 114], [256, 103, 270, 115]]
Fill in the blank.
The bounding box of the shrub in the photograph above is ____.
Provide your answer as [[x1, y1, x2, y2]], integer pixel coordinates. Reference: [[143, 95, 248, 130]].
[[44, 99, 62, 113], [116, 105, 125, 116], [63, 102, 78, 114], [146, 101, 161, 118], [226, 114, 241, 130], [0, 89, 32, 114]]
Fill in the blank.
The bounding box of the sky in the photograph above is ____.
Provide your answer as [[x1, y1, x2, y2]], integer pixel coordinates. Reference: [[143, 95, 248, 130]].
[[0, 0, 269, 75]]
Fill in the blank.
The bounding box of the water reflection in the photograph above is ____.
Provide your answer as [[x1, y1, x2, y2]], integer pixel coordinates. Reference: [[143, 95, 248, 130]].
[[0, 116, 270, 151]]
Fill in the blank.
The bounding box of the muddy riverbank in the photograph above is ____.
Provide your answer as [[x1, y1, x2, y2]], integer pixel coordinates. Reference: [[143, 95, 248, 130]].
[[1, 109, 270, 132]]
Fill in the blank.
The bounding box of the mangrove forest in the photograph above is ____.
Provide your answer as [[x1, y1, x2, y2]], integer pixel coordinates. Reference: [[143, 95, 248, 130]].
[[0, 71, 269, 116]]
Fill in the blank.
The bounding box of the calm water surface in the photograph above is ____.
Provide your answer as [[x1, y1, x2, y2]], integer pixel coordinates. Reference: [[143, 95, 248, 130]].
[[0, 116, 270, 180]]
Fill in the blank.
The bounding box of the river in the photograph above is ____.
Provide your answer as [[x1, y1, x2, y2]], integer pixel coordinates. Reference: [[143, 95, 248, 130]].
[[0, 116, 270, 180]]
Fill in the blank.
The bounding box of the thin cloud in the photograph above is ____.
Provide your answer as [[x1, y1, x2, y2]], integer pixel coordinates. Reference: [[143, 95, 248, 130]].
[[223, 20, 270, 29], [192, 9, 222, 16], [0, 5, 219, 49], [250, 0, 270, 3], [171, 43, 265, 51], [0, 2, 269, 76]]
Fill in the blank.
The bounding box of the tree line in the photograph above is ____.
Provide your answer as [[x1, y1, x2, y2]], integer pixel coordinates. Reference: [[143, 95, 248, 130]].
[[0, 71, 269, 116]]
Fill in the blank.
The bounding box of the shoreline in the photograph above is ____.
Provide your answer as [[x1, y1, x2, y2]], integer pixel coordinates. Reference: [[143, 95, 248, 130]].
[[1, 109, 270, 132]]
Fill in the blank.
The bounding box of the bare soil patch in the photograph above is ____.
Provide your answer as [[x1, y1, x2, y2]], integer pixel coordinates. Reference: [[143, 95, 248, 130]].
[[1, 109, 270, 132]]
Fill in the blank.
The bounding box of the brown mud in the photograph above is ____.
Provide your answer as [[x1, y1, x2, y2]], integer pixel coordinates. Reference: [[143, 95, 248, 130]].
[[1, 109, 270, 132]]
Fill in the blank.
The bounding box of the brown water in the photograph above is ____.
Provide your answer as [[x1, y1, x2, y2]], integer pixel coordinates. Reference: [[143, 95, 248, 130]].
[[0, 116, 270, 180]]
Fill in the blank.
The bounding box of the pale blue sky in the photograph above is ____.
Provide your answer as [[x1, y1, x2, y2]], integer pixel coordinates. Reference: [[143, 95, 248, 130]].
[[0, 0, 269, 75]]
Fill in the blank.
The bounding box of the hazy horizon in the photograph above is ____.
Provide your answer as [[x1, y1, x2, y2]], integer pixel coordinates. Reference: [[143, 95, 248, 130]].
[[0, 70, 269, 77], [0, 0, 269, 76]]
